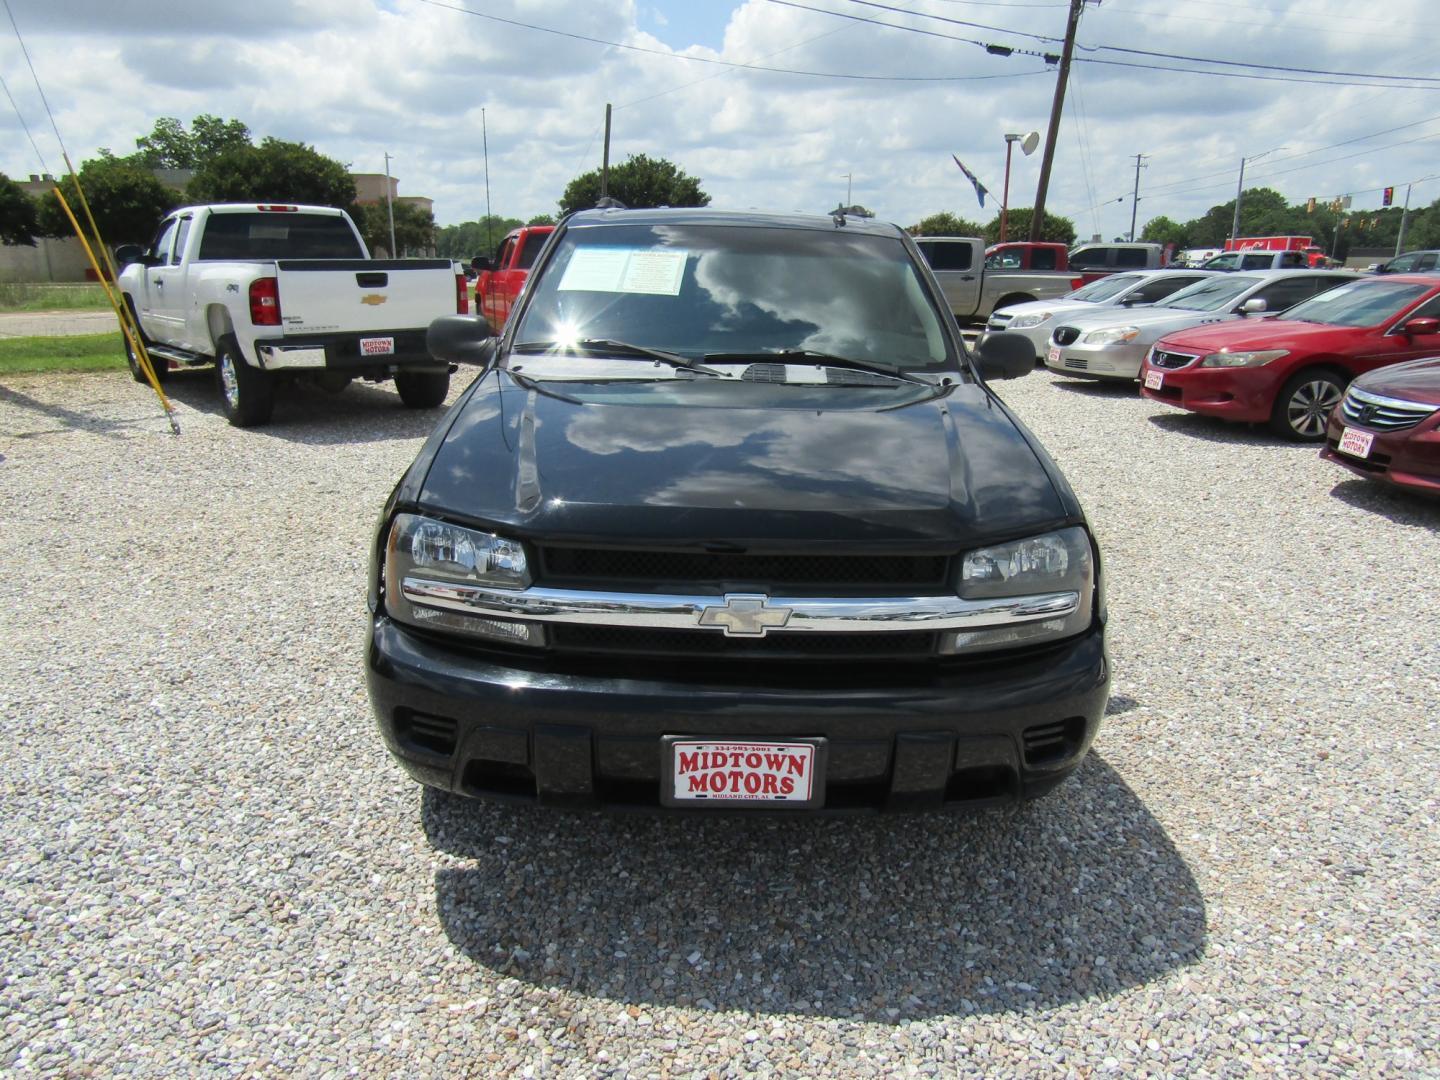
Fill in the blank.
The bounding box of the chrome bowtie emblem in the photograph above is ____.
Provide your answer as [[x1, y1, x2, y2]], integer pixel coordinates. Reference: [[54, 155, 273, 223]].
[[698, 594, 793, 637]]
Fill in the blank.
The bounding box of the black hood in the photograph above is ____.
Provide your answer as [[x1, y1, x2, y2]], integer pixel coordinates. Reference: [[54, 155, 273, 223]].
[[414, 370, 1073, 550]]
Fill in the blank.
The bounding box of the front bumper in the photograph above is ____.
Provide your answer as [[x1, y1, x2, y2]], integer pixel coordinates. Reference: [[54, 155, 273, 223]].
[[1320, 412, 1440, 496], [254, 329, 446, 373], [1044, 338, 1148, 380], [1138, 360, 1285, 422], [366, 617, 1110, 813]]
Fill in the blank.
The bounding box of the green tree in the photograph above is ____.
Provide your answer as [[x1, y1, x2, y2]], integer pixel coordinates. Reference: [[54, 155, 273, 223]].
[[125, 115, 252, 169], [980, 207, 1075, 245], [187, 137, 356, 209], [1139, 215, 1188, 248], [907, 212, 983, 237], [352, 200, 437, 256], [558, 154, 709, 216], [527, 213, 555, 227], [1404, 199, 1440, 249], [435, 216, 526, 259], [36, 158, 176, 245], [0, 172, 39, 246]]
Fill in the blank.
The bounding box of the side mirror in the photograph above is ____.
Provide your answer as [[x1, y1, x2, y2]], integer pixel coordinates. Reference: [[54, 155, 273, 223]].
[[973, 331, 1034, 380], [1240, 298, 1268, 314], [427, 314, 498, 365], [1402, 316, 1440, 336], [470, 255, 493, 273], [114, 243, 148, 268]]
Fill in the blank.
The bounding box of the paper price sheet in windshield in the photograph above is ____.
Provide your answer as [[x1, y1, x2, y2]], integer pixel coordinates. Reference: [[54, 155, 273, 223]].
[[557, 247, 688, 296]]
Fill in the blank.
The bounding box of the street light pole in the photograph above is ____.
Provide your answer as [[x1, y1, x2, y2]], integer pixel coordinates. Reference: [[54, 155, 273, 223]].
[[1230, 146, 1285, 245], [1001, 135, 1019, 243], [1129, 153, 1147, 242], [383, 151, 397, 258], [842, 173, 852, 205]]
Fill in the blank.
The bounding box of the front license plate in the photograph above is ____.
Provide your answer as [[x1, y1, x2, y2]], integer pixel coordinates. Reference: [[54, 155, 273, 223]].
[[1144, 370, 1164, 390], [661, 738, 825, 808], [1047, 345, 1061, 365], [360, 336, 396, 356], [1338, 427, 1374, 459]]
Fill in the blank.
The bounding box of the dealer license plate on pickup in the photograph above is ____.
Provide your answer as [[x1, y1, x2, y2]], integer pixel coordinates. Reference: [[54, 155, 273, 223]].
[[1047, 345, 1061, 365], [662, 738, 824, 808], [1144, 370, 1164, 390], [360, 336, 396, 356], [1338, 427, 1374, 459]]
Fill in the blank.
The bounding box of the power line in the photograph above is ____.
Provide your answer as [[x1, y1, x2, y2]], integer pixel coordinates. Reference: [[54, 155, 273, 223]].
[[413, 0, 1046, 82]]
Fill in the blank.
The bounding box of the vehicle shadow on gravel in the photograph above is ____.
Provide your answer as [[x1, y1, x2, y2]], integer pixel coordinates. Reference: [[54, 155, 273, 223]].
[[1042, 377, 1138, 397], [1328, 478, 1440, 528], [425, 754, 1206, 1022], [157, 368, 470, 445], [1145, 411, 1287, 446]]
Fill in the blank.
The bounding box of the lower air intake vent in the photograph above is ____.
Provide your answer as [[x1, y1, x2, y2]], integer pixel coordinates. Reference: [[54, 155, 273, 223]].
[[1022, 716, 1085, 767], [398, 710, 458, 757]]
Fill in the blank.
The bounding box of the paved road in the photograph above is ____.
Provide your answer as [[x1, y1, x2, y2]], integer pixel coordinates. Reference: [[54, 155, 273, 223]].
[[0, 310, 118, 338]]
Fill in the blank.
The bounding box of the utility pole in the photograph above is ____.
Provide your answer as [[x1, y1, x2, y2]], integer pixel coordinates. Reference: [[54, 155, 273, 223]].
[[1128, 153, 1147, 241], [1229, 146, 1285, 244], [383, 151, 397, 258], [1029, 0, 1090, 243], [1395, 182, 1414, 257], [601, 103, 612, 199], [843, 173, 853, 205], [481, 108, 493, 253]]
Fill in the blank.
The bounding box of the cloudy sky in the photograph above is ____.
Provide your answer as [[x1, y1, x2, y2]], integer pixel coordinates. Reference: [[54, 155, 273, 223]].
[[2, 0, 1438, 240]]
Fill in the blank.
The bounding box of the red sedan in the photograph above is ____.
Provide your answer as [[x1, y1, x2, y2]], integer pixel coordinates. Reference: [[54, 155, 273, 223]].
[[1138, 275, 1440, 440], [1320, 357, 1440, 496]]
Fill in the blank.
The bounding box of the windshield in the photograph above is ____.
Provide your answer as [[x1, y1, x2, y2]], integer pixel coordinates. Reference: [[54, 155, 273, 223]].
[[511, 223, 955, 370], [1202, 253, 1241, 270], [1159, 273, 1263, 312], [1069, 274, 1142, 302], [1280, 279, 1433, 327]]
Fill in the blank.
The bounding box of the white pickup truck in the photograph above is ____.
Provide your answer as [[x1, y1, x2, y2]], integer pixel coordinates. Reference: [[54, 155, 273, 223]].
[[115, 203, 466, 426], [913, 236, 1082, 322]]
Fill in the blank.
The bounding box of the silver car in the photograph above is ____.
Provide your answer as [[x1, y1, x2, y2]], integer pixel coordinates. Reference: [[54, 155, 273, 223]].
[[985, 269, 1210, 360], [1044, 269, 1359, 381]]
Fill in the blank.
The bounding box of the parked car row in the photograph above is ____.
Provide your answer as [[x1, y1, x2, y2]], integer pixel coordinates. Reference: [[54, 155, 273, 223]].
[[985, 268, 1440, 498]]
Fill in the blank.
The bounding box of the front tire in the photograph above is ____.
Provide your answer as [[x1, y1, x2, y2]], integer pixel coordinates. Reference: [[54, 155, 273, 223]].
[[394, 370, 450, 409], [1270, 369, 1344, 441], [122, 299, 167, 385], [215, 335, 275, 427]]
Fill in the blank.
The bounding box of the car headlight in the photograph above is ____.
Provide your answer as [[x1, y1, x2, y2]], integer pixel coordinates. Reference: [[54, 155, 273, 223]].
[[1199, 349, 1289, 368], [942, 527, 1096, 654], [1009, 312, 1052, 329], [382, 513, 542, 645], [1082, 325, 1140, 345]]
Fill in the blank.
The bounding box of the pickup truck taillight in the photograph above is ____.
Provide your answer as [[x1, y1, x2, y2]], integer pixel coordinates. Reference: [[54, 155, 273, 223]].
[[249, 277, 282, 326], [1070, 276, 1085, 291], [456, 272, 469, 314]]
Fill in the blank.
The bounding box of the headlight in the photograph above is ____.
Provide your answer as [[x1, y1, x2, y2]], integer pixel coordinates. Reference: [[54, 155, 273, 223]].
[[1009, 312, 1052, 329], [1082, 325, 1140, 345], [382, 513, 542, 645], [1199, 349, 1289, 368], [943, 527, 1095, 654]]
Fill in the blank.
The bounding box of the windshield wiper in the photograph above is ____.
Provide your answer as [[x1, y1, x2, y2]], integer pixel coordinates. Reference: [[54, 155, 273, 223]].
[[513, 338, 725, 377], [701, 349, 925, 384]]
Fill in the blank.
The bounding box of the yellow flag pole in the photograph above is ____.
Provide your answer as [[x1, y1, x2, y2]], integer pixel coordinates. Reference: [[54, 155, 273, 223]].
[[51, 181, 180, 435]]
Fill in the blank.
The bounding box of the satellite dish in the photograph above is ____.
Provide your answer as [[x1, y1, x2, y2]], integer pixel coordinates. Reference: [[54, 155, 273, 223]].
[[1021, 131, 1040, 156]]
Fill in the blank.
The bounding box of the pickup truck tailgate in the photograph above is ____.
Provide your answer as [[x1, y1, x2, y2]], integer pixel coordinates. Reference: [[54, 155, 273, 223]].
[[274, 259, 456, 334]]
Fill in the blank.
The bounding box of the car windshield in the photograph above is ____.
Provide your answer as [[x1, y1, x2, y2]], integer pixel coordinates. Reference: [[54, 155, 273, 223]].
[[1068, 274, 1142, 302], [511, 222, 955, 370], [1280, 279, 1433, 326], [1202, 253, 1241, 270], [1159, 273, 1263, 311]]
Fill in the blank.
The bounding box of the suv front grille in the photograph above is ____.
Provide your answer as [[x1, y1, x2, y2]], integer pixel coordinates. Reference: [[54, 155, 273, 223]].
[[1052, 326, 1081, 346], [1340, 386, 1436, 432], [1150, 349, 1197, 370], [549, 625, 937, 660], [536, 548, 950, 591]]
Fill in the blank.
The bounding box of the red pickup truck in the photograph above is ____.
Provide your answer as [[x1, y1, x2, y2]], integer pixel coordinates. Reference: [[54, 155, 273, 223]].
[[984, 242, 1070, 272], [473, 224, 555, 328]]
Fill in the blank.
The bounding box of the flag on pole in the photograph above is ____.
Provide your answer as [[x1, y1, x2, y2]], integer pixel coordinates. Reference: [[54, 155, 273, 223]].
[[952, 155, 989, 208]]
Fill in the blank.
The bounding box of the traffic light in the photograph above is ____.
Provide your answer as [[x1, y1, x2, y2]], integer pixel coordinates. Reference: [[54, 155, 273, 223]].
[[1306, 197, 1316, 213], [1383, 186, 1394, 206]]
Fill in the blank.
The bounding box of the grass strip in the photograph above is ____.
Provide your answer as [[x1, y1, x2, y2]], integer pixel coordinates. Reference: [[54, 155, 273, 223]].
[[0, 283, 113, 313], [0, 332, 126, 374]]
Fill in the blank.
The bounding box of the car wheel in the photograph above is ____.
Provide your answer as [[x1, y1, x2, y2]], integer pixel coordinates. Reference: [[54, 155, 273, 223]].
[[215, 335, 275, 427], [1271, 369, 1344, 442], [394, 370, 450, 409], [122, 299, 167, 385]]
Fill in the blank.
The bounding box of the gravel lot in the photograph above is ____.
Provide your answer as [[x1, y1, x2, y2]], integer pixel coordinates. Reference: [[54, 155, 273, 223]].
[[2, 364, 1437, 1077]]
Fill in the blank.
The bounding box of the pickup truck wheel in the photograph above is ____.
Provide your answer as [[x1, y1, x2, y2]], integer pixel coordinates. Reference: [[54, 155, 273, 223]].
[[394, 370, 450, 409], [215, 335, 275, 427], [122, 299, 167, 384], [1270, 369, 1344, 441]]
